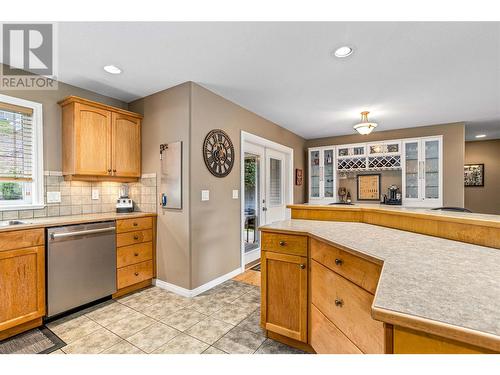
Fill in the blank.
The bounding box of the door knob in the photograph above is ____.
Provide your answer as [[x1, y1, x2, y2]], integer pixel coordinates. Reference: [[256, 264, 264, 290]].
[[134, 253, 139, 257], [133, 235, 139, 240], [279, 241, 286, 246], [335, 258, 343, 266], [335, 298, 344, 307], [299, 264, 306, 269], [134, 272, 139, 276]]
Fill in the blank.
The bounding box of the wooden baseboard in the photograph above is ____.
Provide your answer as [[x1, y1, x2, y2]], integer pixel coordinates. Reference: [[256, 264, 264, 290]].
[[112, 279, 152, 298], [0, 317, 43, 341], [266, 330, 315, 353]]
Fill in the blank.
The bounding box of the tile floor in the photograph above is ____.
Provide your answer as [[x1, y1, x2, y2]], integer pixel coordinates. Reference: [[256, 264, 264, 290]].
[[47, 279, 304, 354]]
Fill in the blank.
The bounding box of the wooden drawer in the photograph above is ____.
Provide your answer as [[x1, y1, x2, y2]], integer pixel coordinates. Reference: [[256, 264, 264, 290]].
[[261, 232, 307, 256], [116, 229, 152, 247], [117, 242, 153, 268], [310, 304, 362, 354], [117, 260, 153, 289], [311, 259, 384, 353], [116, 217, 153, 233], [311, 238, 381, 294], [0, 229, 44, 252]]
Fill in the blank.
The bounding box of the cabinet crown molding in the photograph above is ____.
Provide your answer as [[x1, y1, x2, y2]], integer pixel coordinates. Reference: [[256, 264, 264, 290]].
[[58, 96, 143, 119]]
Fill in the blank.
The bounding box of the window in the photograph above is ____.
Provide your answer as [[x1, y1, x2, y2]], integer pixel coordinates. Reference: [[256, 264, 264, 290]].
[[0, 94, 44, 210], [269, 157, 282, 206]]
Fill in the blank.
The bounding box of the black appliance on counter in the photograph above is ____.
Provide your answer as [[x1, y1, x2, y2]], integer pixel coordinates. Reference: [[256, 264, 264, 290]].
[[382, 185, 402, 205]]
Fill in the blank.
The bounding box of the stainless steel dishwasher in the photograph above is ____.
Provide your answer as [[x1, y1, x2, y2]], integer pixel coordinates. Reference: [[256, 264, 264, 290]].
[[47, 221, 116, 317]]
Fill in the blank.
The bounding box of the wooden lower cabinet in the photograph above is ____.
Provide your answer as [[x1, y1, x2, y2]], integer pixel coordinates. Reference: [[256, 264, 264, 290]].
[[261, 250, 308, 342], [0, 245, 45, 339]]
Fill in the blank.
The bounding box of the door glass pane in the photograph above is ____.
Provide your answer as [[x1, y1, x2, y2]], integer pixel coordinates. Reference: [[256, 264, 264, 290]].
[[405, 142, 419, 199], [323, 149, 334, 198], [310, 150, 320, 198], [425, 140, 439, 199], [244, 154, 260, 253], [269, 158, 282, 206]]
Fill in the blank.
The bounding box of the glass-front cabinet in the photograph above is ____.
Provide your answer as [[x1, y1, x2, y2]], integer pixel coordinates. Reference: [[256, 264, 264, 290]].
[[308, 147, 336, 202], [402, 136, 442, 207]]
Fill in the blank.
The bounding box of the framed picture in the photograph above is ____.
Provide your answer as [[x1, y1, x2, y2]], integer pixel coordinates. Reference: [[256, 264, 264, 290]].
[[295, 168, 303, 186], [357, 174, 381, 201], [464, 164, 484, 187]]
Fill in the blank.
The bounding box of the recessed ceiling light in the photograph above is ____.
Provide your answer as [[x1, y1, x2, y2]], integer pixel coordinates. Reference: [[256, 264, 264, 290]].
[[334, 46, 353, 58], [103, 65, 122, 74], [475, 134, 487, 138]]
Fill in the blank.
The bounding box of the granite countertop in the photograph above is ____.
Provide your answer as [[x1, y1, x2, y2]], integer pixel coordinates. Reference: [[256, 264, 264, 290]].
[[261, 219, 500, 349], [0, 211, 156, 232], [289, 203, 500, 225]]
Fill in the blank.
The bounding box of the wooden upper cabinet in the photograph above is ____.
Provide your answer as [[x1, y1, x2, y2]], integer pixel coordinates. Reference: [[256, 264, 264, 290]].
[[59, 96, 142, 181], [112, 112, 141, 177], [73, 103, 112, 176]]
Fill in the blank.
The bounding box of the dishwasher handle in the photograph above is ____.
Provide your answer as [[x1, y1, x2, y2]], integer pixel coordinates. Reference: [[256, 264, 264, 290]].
[[49, 226, 116, 240]]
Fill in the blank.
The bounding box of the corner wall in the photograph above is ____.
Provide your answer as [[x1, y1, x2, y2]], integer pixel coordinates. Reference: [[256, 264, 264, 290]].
[[306, 122, 465, 207], [465, 139, 500, 214]]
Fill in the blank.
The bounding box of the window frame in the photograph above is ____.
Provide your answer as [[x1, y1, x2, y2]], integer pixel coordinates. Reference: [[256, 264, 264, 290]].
[[0, 94, 44, 211]]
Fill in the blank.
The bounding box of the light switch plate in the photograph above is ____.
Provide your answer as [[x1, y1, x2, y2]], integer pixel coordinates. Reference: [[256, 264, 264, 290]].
[[46, 191, 61, 203], [232, 189, 239, 199], [92, 188, 100, 200], [201, 190, 210, 201]]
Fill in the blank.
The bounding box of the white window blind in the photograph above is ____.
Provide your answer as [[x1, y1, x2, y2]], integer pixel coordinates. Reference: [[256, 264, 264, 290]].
[[0, 102, 34, 181], [269, 158, 282, 206]]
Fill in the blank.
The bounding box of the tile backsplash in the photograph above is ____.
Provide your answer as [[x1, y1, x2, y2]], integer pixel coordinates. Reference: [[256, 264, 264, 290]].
[[0, 172, 157, 220]]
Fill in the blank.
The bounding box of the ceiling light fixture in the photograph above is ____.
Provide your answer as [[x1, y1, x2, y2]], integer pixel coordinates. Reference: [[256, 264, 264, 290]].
[[475, 134, 487, 138], [353, 111, 378, 135], [334, 46, 353, 58], [103, 65, 122, 74]]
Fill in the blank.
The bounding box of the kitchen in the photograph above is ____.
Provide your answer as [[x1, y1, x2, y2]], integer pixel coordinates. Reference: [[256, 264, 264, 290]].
[[0, 15, 499, 375]]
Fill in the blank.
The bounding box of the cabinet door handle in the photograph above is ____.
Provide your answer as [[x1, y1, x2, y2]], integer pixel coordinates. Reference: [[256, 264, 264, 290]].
[[107, 169, 112, 174], [299, 264, 306, 269], [335, 298, 344, 307], [113, 169, 117, 173], [133, 235, 139, 240], [134, 252, 139, 257], [335, 258, 343, 266], [134, 272, 139, 276], [279, 240, 286, 247]]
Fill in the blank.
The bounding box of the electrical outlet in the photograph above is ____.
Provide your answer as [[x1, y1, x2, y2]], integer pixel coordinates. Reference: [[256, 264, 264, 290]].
[[92, 188, 100, 200], [232, 190, 239, 199], [46, 191, 61, 203]]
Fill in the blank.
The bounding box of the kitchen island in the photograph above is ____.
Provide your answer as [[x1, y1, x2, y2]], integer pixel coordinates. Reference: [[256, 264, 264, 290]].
[[259, 205, 500, 354]]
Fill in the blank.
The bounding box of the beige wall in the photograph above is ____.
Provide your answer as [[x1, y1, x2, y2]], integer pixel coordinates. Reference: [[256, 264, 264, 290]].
[[464, 140, 500, 214], [189, 83, 306, 288], [129, 83, 192, 289], [306, 122, 465, 207], [0, 67, 127, 171]]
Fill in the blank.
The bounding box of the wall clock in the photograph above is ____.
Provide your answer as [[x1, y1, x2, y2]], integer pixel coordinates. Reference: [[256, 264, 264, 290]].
[[203, 129, 235, 177]]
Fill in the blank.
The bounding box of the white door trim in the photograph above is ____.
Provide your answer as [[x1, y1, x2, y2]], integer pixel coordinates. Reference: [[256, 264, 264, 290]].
[[240, 131, 294, 272]]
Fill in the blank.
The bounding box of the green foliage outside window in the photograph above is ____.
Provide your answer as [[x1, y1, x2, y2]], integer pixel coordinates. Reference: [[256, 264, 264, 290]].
[[245, 158, 257, 189]]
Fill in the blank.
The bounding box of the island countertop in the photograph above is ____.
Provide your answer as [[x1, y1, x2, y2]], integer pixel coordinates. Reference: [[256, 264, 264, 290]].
[[260, 219, 500, 351]]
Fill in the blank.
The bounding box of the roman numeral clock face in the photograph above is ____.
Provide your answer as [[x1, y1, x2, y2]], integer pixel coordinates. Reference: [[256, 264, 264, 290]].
[[203, 129, 235, 177]]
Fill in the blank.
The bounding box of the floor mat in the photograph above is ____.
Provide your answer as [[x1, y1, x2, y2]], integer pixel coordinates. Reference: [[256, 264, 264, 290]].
[[0, 326, 66, 354]]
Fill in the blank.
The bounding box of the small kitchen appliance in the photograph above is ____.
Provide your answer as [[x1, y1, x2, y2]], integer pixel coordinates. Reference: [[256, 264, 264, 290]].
[[116, 184, 134, 213], [383, 184, 402, 205]]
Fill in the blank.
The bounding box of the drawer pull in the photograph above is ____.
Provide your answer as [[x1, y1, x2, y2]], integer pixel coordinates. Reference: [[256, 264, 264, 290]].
[[335, 258, 343, 266], [134, 252, 139, 256], [133, 222, 138, 226], [134, 235, 139, 240], [279, 240, 286, 246], [134, 272, 139, 276], [299, 264, 306, 269], [335, 298, 344, 307]]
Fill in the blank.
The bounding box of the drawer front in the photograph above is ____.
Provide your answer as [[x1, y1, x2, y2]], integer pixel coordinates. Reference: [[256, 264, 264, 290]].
[[0, 229, 45, 252], [117, 260, 153, 289], [261, 232, 308, 256], [311, 238, 381, 294], [310, 304, 362, 354], [116, 217, 153, 233], [117, 242, 153, 268], [116, 229, 152, 247], [311, 259, 384, 353]]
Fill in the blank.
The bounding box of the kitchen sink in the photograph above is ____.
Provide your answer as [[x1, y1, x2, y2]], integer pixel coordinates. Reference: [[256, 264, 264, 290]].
[[0, 220, 29, 227]]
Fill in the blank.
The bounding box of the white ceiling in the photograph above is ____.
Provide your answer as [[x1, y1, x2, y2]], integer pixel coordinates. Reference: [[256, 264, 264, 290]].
[[53, 23, 500, 140]]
